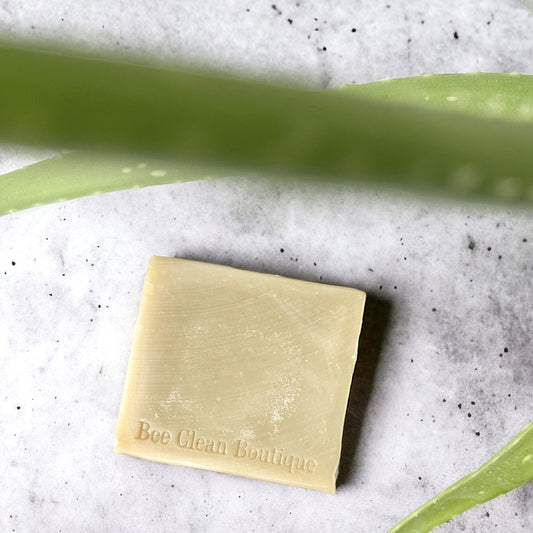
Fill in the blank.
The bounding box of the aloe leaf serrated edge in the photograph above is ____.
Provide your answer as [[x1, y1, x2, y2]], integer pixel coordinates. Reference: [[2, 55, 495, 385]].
[[0, 150, 231, 216], [389, 420, 533, 532]]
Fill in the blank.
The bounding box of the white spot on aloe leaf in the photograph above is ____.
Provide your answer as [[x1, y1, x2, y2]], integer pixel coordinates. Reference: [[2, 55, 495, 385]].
[[446, 96, 458, 102], [150, 169, 167, 177], [495, 177, 521, 199], [121, 167, 132, 173], [451, 165, 480, 192], [487, 97, 505, 113], [137, 162, 147, 168], [519, 104, 533, 119]]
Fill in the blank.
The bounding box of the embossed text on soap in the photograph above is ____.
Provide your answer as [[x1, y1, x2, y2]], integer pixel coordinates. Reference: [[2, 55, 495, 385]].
[[177, 428, 229, 455], [134, 420, 318, 474], [135, 420, 229, 455], [233, 439, 318, 474]]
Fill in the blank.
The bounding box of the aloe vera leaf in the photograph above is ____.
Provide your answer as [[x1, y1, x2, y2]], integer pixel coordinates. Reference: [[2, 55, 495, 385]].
[[0, 150, 229, 216], [3, 72, 533, 217], [0, 42, 533, 208], [518, 0, 533, 11], [389, 420, 533, 533], [336, 72, 533, 123]]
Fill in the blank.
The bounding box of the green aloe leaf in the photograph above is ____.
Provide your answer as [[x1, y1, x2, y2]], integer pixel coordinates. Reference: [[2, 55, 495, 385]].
[[0, 150, 229, 216], [337, 72, 533, 124], [1, 41, 533, 216], [389, 420, 533, 532], [518, 0, 533, 11]]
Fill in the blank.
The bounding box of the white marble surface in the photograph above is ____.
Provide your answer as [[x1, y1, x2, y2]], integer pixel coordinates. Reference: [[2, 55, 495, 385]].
[[1, 1, 532, 532]]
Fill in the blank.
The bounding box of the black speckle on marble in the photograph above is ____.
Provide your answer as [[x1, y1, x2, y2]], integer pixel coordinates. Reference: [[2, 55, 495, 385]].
[[453, 31, 459, 39]]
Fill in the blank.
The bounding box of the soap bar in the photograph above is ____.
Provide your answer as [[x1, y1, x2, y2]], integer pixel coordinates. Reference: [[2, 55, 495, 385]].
[[114, 256, 365, 493]]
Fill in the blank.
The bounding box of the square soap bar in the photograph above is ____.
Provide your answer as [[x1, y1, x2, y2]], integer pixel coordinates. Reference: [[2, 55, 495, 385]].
[[114, 256, 366, 493]]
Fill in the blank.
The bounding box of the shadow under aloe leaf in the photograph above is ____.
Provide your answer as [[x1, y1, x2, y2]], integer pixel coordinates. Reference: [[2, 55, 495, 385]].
[[337, 293, 392, 488]]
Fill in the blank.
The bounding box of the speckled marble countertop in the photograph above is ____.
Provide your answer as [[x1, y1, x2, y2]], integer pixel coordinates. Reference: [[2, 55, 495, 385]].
[[1, 1, 532, 532]]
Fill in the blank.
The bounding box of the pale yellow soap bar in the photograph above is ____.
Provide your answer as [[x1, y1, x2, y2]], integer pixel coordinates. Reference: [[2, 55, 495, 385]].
[[114, 256, 366, 493]]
